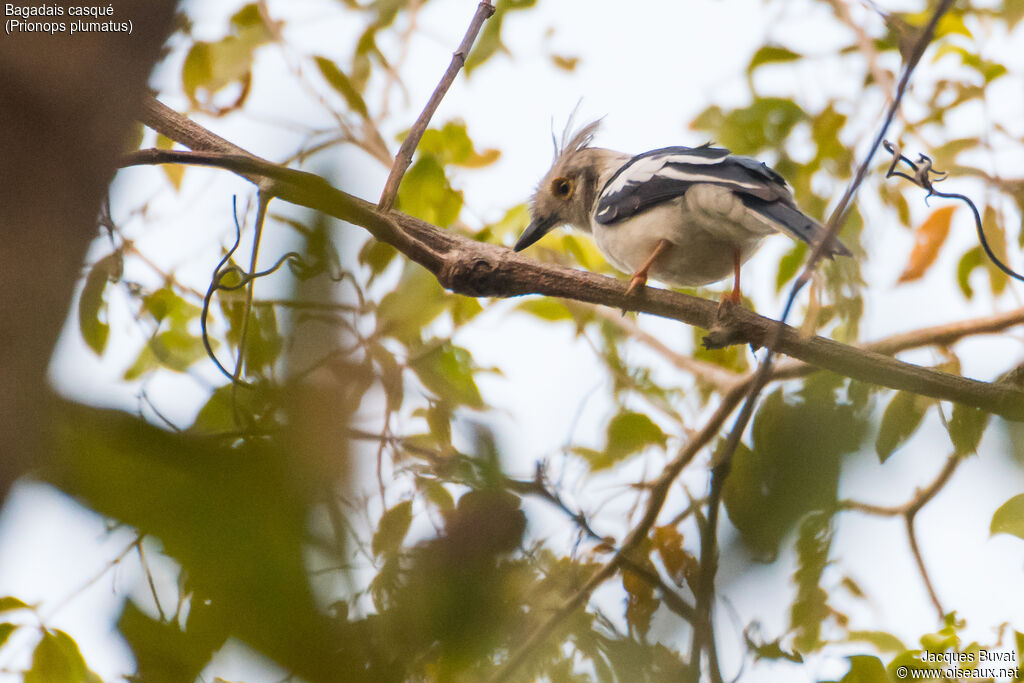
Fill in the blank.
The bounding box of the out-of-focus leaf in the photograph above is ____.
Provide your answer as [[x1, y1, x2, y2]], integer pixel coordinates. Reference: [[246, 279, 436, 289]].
[[579, 411, 666, 471], [744, 632, 803, 663], [417, 478, 454, 514], [1007, 0, 1024, 27], [24, 629, 100, 683], [956, 245, 984, 299], [409, 341, 484, 408], [949, 402, 989, 455], [846, 630, 906, 653], [776, 241, 807, 293], [723, 383, 866, 558], [691, 98, 805, 154], [933, 44, 1007, 83], [376, 261, 447, 340], [516, 298, 573, 322], [358, 238, 398, 284], [550, 54, 579, 71], [651, 525, 696, 588], [790, 511, 833, 653], [78, 252, 121, 356], [414, 121, 500, 168], [897, 206, 955, 283], [477, 203, 529, 245], [747, 45, 801, 76], [395, 155, 463, 227], [0, 596, 30, 613], [119, 600, 221, 683], [981, 206, 1009, 295], [875, 390, 931, 463], [0, 623, 15, 649], [156, 134, 184, 190], [991, 494, 1024, 540], [465, 0, 537, 74], [190, 382, 268, 434], [838, 655, 888, 683], [142, 287, 201, 326], [314, 55, 369, 119], [373, 500, 413, 557], [811, 103, 851, 171], [450, 295, 484, 326], [622, 568, 657, 637], [181, 4, 272, 110], [44, 404, 363, 681], [929, 137, 979, 171]]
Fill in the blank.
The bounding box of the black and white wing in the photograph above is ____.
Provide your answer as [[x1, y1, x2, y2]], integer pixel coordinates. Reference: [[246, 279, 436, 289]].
[[594, 145, 850, 256]]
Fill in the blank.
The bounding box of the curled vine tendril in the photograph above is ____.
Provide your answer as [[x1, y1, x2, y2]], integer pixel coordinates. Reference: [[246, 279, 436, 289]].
[[201, 197, 334, 386], [884, 140, 1023, 284]]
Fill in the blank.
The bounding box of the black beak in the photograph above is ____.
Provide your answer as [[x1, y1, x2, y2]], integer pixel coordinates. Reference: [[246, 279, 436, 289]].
[[513, 215, 559, 252]]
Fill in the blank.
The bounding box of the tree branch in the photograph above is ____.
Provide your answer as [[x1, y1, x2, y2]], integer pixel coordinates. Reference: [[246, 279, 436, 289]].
[[122, 121, 1024, 422], [377, 1, 496, 211]]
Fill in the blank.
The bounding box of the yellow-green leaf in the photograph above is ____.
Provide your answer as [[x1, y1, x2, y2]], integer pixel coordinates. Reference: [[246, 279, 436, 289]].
[[372, 500, 413, 557], [156, 134, 184, 190], [875, 390, 931, 462], [409, 341, 484, 408], [395, 155, 463, 227], [25, 629, 100, 683], [747, 45, 801, 76], [78, 252, 121, 356], [991, 494, 1024, 540], [314, 55, 369, 119]]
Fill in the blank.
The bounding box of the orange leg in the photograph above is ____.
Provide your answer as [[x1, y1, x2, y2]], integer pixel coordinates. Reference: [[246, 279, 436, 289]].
[[724, 247, 742, 304], [626, 239, 671, 296]]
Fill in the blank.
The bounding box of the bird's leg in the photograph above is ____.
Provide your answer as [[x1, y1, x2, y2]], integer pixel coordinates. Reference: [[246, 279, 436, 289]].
[[626, 239, 671, 296], [722, 246, 742, 305]]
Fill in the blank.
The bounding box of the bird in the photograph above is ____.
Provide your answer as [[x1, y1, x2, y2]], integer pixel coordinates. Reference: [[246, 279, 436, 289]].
[[513, 120, 851, 302]]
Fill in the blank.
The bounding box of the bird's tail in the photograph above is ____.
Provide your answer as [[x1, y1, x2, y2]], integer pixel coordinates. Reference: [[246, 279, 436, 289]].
[[742, 197, 852, 257]]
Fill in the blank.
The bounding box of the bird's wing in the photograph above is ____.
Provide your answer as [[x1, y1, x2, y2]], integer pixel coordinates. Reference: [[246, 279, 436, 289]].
[[594, 146, 851, 256]]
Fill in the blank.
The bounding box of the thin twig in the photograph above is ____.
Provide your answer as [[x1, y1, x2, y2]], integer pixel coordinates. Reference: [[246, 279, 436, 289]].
[[376, 1, 496, 211]]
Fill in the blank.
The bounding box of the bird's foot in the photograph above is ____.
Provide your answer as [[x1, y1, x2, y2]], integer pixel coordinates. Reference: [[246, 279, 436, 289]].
[[625, 272, 648, 297]]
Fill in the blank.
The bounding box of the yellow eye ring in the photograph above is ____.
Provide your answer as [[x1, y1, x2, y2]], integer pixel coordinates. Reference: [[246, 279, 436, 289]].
[[551, 176, 574, 199]]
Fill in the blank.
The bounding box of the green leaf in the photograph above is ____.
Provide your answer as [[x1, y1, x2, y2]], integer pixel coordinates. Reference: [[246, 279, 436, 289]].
[[415, 121, 500, 168], [982, 205, 1009, 295], [691, 98, 806, 154], [991, 494, 1024, 540], [156, 134, 184, 190], [25, 629, 100, 683], [875, 390, 931, 463], [846, 630, 906, 653], [516, 298, 573, 322], [747, 45, 801, 76], [465, 0, 538, 75], [181, 3, 271, 108], [838, 655, 887, 683], [0, 623, 16, 649], [622, 567, 657, 637], [314, 55, 369, 119], [723, 384, 866, 558], [0, 596, 31, 613], [949, 402, 989, 455], [409, 341, 484, 408], [776, 241, 807, 292], [190, 382, 267, 434], [956, 245, 984, 299], [606, 411, 666, 462], [78, 252, 121, 356], [372, 500, 413, 557], [395, 155, 463, 227], [142, 287, 201, 326], [790, 511, 833, 653], [376, 262, 447, 340], [358, 238, 398, 283]]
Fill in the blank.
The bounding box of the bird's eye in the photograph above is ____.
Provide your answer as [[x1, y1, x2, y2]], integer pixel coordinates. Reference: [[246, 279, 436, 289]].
[[551, 176, 574, 199]]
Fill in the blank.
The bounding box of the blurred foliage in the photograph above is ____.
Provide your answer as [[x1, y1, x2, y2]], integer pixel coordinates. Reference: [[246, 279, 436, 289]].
[[19, 0, 1024, 681]]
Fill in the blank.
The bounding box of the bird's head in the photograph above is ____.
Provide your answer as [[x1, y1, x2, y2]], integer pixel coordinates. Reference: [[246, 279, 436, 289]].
[[514, 119, 604, 252]]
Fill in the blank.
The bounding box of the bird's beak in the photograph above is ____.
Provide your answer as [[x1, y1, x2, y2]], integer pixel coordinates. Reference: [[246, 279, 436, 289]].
[[513, 215, 559, 252]]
